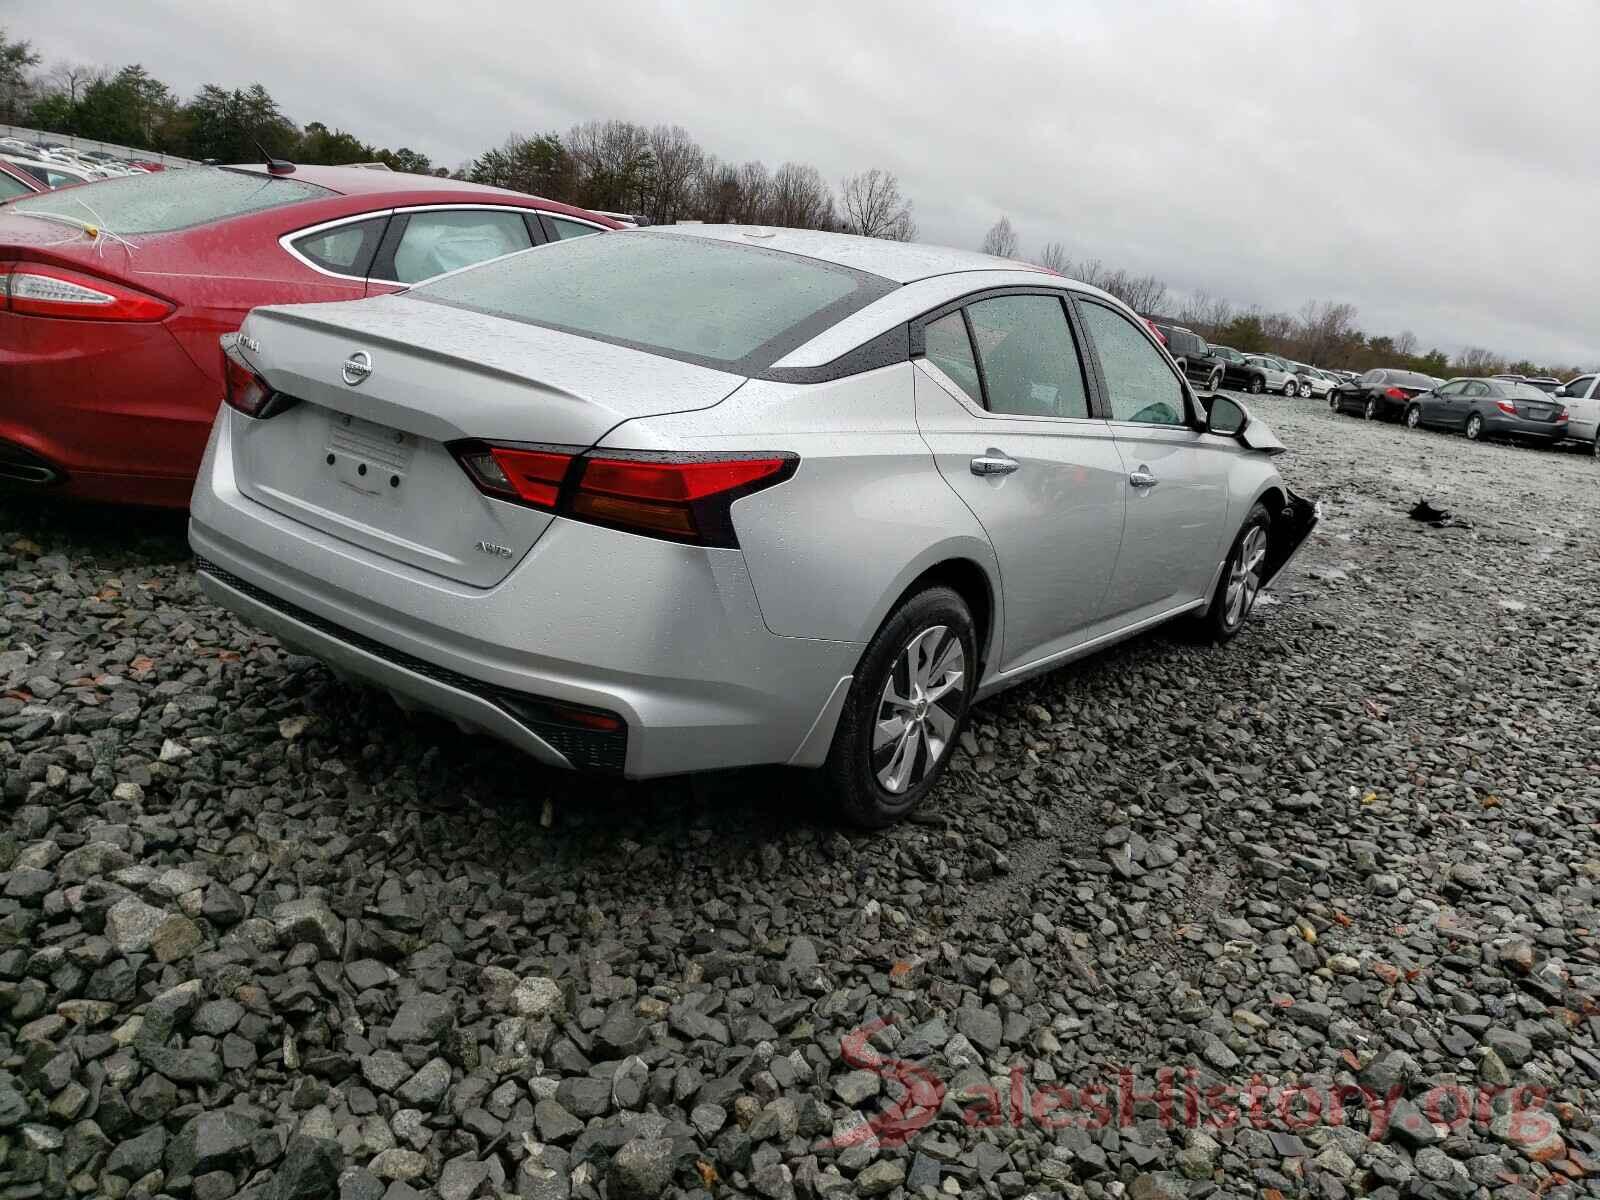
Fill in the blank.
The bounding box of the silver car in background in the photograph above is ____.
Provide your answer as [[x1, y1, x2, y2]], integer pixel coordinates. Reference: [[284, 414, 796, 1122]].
[[1245, 354, 1298, 396], [189, 228, 1317, 825]]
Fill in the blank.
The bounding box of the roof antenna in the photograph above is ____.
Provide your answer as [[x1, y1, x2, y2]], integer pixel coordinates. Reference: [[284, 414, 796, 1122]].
[[254, 139, 295, 175]]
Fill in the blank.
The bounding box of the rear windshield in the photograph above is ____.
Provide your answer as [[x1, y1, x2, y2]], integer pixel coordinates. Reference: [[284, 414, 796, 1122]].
[[1386, 371, 1437, 388], [1503, 382, 1555, 400], [8, 166, 334, 234], [412, 231, 897, 372]]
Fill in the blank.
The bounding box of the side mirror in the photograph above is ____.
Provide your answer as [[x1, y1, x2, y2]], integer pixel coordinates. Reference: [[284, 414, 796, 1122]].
[[1553, 386, 1569, 397], [1206, 395, 1250, 437]]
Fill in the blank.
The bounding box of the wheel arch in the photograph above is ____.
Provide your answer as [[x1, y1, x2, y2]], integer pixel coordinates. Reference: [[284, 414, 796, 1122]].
[[860, 546, 1002, 682]]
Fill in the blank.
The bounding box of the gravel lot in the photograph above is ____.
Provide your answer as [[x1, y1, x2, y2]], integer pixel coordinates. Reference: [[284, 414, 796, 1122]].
[[2, 396, 1597, 1200]]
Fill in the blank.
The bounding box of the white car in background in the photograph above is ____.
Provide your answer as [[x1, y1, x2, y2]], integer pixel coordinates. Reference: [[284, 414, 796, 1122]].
[[1554, 374, 1599, 454], [1293, 365, 1338, 400], [1245, 355, 1297, 396]]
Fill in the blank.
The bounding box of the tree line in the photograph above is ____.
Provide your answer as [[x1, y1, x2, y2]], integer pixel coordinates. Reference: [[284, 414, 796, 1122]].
[[0, 27, 1583, 376], [982, 215, 1593, 380]]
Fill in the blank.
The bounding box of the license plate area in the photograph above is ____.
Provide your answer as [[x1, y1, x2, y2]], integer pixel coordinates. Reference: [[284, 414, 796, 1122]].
[[325, 413, 415, 500]]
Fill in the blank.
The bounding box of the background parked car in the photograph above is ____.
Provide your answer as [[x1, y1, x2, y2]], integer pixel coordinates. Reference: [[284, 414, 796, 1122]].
[[1244, 354, 1297, 395], [1, 153, 97, 189], [1150, 322, 1225, 390], [1330, 367, 1441, 421], [1291, 364, 1338, 400], [1404, 377, 1569, 444], [0, 157, 47, 199], [1553, 373, 1599, 453], [0, 163, 620, 505], [1208, 344, 1270, 393]]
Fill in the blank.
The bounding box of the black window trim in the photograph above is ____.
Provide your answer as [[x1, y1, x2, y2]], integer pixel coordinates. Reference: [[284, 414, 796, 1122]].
[[537, 211, 611, 241], [1068, 293, 1201, 430], [908, 284, 1106, 422]]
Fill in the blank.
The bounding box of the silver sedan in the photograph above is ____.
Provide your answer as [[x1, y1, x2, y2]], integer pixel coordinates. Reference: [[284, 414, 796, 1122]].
[[190, 228, 1317, 825]]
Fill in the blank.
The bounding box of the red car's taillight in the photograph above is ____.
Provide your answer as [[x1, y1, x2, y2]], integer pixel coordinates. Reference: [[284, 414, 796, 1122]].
[[1384, 387, 1408, 401], [451, 442, 798, 548], [1495, 400, 1518, 416], [0, 263, 171, 321]]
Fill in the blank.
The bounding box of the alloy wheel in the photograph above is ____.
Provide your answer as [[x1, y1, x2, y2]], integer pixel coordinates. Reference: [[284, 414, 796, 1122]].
[[873, 625, 966, 794], [1466, 414, 1482, 440], [1406, 407, 1420, 429], [1364, 399, 1377, 420], [1224, 526, 1268, 628], [1250, 378, 1263, 394]]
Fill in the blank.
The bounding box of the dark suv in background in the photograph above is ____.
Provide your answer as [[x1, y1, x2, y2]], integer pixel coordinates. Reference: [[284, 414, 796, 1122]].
[[1150, 322, 1225, 391], [1208, 345, 1271, 393]]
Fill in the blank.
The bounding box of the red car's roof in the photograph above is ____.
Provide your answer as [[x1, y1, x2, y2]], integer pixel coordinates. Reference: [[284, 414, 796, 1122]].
[[223, 164, 620, 224]]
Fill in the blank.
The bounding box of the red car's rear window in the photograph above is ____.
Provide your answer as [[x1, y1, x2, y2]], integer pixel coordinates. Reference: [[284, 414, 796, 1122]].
[[9, 166, 334, 235]]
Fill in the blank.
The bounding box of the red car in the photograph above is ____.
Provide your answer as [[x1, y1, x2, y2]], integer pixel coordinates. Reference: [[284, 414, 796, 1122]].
[[0, 158, 48, 199], [0, 164, 621, 506]]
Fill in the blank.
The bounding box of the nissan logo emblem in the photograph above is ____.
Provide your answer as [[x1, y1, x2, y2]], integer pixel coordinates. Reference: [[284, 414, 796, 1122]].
[[341, 351, 373, 386]]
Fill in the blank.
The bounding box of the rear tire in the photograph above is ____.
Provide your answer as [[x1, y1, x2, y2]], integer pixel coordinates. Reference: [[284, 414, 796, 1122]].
[[822, 586, 976, 828], [1328, 392, 1340, 412], [1364, 398, 1378, 420], [1465, 413, 1483, 441], [1405, 405, 1421, 429], [1199, 503, 1272, 642]]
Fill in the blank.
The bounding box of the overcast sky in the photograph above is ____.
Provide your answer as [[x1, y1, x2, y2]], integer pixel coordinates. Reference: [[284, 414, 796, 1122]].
[[14, 0, 1599, 365]]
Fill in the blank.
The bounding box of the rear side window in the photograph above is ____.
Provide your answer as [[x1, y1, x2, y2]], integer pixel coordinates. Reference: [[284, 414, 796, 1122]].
[[964, 295, 1090, 419], [290, 216, 387, 277], [922, 311, 982, 403], [388, 209, 532, 284], [547, 215, 603, 240], [9, 166, 333, 234], [412, 231, 895, 372], [1078, 301, 1186, 426]]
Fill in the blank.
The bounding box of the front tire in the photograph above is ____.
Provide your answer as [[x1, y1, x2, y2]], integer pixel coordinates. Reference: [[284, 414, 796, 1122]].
[[1200, 503, 1272, 642], [1282, 379, 1297, 396], [823, 586, 976, 828], [1405, 405, 1421, 429], [1364, 397, 1378, 420], [1465, 413, 1483, 441], [1207, 367, 1224, 392], [1249, 376, 1264, 395]]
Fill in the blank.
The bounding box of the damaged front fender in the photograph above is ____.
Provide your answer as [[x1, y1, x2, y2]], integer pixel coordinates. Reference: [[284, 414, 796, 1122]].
[[1262, 488, 1320, 589]]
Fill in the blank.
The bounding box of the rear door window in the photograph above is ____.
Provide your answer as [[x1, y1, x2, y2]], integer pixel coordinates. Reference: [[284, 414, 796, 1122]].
[[921, 311, 982, 404], [9, 166, 333, 233], [383, 209, 533, 285], [964, 295, 1091, 419], [546, 215, 605, 240]]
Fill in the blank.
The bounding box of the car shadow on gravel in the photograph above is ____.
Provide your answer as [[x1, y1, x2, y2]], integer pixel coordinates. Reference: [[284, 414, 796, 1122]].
[[0, 494, 191, 565]]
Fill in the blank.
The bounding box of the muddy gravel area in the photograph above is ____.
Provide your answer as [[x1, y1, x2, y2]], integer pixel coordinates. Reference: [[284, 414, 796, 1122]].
[[2, 397, 1597, 1200]]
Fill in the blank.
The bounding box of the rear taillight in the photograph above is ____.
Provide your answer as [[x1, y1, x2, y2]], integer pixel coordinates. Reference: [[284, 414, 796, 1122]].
[[1384, 387, 1408, 401], [1495, 400, 1517, 416], [0, 263, 171, 321], [1557, 407, 1570, 422], [220, 334, 296, 419], [450, 442, 798, 548]]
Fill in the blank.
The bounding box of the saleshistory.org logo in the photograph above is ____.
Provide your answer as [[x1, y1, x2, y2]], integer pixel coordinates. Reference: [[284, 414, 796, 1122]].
[[824, 1019, 1568, 1156]]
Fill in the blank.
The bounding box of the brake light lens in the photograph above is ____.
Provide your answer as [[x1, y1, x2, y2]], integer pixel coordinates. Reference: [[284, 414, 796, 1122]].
[[1557, 407, 1570, 422], [0, 264, 171, 321], [450, 443, 797, 547], [1384, 387, 1408, 401], [1495, 399, 1518, 416], [220, 334, 295, 419]]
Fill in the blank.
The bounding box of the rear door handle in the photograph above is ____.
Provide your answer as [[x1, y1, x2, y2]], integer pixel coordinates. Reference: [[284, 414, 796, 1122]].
[[970, 453, 1019, 477], [1129, 467, 1158, 489]]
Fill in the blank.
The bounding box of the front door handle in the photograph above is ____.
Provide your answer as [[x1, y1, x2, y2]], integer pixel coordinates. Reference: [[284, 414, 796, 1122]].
[[970, 453, 1020, 477], [1129, 467, 1158, 489]]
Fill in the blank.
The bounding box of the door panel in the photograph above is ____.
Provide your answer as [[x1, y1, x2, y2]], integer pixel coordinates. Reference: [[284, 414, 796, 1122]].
[[913, 366, 1126, 672]]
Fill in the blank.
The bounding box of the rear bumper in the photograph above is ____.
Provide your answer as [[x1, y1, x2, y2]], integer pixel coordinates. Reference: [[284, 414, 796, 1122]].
[[1481, 413, 1568, 440], [188, 412, 863, 778]]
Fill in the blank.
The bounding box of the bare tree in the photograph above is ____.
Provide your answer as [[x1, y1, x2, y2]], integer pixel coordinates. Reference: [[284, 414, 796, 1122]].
[[47, 60, 98, 104], [1456, 346, 1503, 374], [566, 119, 654, 213], [839, 168, 916, 241], [1297, 300, 1360, 364], [1393, 329, 1418, 358], [646, 124, 703, 225], [1035, 241, 1069, 272], [981, 215, 1019, 258], [731, 160, 774, 223], [768, 162, 835, 230]]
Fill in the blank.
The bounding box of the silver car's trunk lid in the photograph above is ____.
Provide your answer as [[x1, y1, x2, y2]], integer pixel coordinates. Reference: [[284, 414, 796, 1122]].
[[229, 296, 745, 587]]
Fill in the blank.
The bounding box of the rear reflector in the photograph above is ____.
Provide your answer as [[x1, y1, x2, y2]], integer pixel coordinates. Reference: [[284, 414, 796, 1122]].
[[450, 442, 797, 548], [0, 263, 171, 321]]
